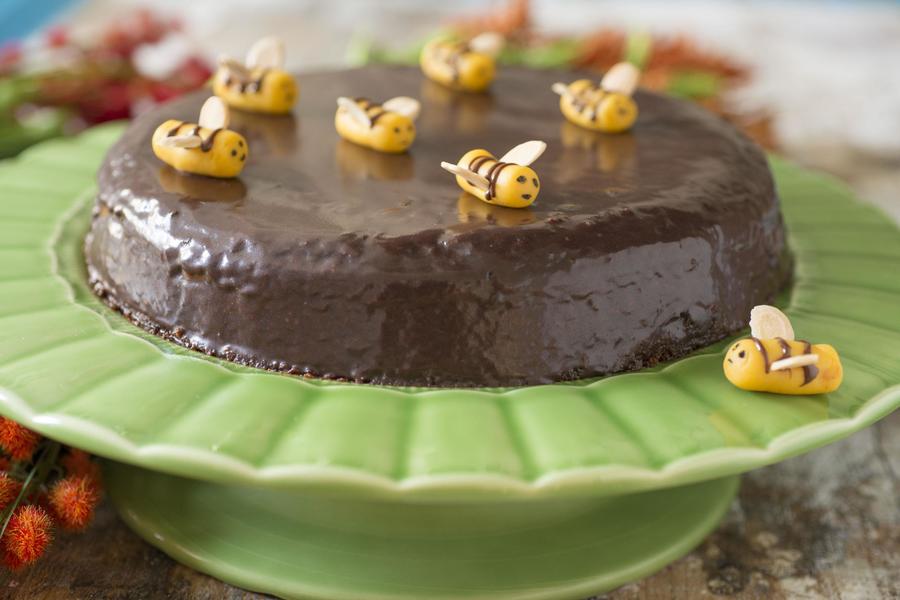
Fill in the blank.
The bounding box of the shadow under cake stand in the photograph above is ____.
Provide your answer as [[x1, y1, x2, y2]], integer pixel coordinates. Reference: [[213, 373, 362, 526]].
[[0, 125, 898, 599]]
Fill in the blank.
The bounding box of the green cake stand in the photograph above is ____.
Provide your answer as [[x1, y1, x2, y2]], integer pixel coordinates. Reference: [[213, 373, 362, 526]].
[[0, 124, 898, 599]]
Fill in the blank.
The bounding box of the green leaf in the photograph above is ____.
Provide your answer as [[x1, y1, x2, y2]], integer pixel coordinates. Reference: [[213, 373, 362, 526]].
[[666, 70, 723, 99], [499, 38, 581, 69], [624, 31, 653, 69], [0, 108, 68, 158]]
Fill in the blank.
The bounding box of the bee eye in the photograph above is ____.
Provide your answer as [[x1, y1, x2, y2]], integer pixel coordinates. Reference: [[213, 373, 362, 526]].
[[533, 178, 539, 187], [231, 149, 237, 157], [738, 350, 746, 358], [516, 175, 526, 183], [394, 127, 400, 133]]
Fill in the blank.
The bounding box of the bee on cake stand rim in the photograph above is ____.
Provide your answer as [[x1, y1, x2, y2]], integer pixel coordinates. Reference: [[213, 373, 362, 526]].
[[213, 36, 298, 115], [151, 96, 249, 179], [420, 32, 504, 93], [552, 61, 640, 134], [441, 140, 547, 209], [334, 96, 421, 154], [723, 305, 843, 395]]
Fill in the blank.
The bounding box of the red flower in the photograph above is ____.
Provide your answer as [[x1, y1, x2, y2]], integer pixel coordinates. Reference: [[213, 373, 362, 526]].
[[60, 449, 102, 485], [0, 474, 21, 511], [44, 26, 69, 49], [49, 476, 99, 531], [0, 42, 22, 72], [0, 418, 40, 462], [2, 505, 52, 569]]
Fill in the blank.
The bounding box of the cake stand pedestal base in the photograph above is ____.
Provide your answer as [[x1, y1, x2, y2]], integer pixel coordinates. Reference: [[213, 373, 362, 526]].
[[105, 462, 738, 600]]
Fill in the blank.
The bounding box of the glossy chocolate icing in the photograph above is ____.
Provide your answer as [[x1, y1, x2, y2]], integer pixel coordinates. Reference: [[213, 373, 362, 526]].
[[85, 65, 790, 387]]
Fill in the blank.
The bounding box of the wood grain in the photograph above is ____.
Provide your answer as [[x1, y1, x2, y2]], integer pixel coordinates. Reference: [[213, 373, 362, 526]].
[[0, 411, 896, 600]]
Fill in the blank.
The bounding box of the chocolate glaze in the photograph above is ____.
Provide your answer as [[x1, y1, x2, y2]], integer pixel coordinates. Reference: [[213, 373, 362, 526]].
[[164, 122, 221, 152], [227, 70, 268, 94], [85, 66, 791, 387], [755, 337, 819, 386], [752, 337, 771, 373]]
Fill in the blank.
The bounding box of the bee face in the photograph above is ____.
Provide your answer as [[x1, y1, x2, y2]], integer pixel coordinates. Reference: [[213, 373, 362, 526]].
[[597, 93, 638, 134], [458, 53, 495, 92], [723, 339, 763, 388], [218, 131, 249, 173], [494, 165, 540, 208], [371, 113, 416, 153]]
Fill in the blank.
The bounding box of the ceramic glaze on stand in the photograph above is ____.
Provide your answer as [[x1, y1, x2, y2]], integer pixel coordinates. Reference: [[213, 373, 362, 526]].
[[107, 463, 738, 600]]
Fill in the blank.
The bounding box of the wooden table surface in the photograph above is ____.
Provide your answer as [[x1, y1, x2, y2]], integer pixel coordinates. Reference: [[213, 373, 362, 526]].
[[1, 409, 896, 599]]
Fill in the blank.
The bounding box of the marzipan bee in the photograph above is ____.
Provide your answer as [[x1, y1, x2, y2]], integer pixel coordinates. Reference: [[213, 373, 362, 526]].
[[334, 96, 421, 154], [152, 97, 248, 178], [723, 305, 843, 395], [420, 32, 504, 92], [441, 140, 546, 208], [213, 37, 298, 115], [552, 62, 640, 133]]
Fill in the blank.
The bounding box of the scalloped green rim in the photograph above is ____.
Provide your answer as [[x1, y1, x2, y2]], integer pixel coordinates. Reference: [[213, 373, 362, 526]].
[[0, 123, 898, 500]]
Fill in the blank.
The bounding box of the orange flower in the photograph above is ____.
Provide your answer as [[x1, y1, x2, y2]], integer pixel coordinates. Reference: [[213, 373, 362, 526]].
[[49, 476, 99, 531], [2, 504, 52, 569], [0, 473, 21, 511], [60, 449, 102, 485], [0, 418, 40, 462], [452, 0, 530, 39]]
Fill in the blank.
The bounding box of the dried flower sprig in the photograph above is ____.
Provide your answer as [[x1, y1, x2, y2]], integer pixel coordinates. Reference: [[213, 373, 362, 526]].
[[0, 418, 40, 462], [0, 417, 102, 570]]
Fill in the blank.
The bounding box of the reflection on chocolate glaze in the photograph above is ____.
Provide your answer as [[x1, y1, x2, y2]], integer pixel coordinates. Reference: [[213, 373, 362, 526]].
[[157, 165, 247, 202], [455, 192, 536, 227], [558, 121, 637, 176], [419, 79, 494, 133], [229, 110, 298, 156], [335, 139, 414, 181]]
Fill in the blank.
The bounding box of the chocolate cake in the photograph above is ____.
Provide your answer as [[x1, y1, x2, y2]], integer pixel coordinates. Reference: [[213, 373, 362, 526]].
[[85, 65, 790, 387]]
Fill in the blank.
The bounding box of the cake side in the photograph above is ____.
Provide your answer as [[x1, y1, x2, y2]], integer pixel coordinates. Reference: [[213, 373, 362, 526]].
[[85, 66, 791, 387]]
